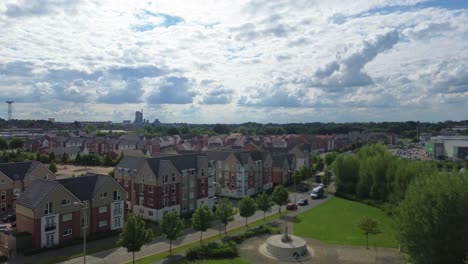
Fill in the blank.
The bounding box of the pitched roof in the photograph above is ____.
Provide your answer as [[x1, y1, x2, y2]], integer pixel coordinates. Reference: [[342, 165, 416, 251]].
[[0, 161, 39, 181], [57, 174, 108, 201], [16, 179, 59, 209]]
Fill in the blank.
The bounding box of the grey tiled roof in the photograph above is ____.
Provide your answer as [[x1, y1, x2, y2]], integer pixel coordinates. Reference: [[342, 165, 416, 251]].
[[16, 179, 59, 209], [0, 161, 38, 181], [57, 174, 108, 201]]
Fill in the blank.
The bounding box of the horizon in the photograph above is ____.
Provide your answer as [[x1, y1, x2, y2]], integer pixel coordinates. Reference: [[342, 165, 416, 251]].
[[0, 0, 467, 123]]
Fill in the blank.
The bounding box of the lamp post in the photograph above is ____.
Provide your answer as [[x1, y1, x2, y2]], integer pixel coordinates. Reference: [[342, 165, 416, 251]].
[[73, 202, 86, 264]]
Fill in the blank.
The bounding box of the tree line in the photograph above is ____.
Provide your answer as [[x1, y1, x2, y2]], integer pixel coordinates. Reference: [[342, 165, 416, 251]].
[[332, 144, 468, 263]]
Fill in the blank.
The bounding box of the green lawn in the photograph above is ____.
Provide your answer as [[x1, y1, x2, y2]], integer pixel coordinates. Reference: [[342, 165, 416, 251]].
[[177, 258, 250, 264], [293, 197, 398, 248]]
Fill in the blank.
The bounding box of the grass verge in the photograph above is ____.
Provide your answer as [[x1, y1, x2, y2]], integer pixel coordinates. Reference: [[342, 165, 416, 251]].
[[131, 213, 280, 264], [293, 197, 398, 248]]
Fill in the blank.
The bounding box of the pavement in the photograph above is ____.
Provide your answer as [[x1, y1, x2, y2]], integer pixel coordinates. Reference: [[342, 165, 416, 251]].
[[12, 188, 329, 264]]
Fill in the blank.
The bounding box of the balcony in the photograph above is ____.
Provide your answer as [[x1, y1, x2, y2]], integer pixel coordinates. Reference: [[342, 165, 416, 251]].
[[44, 224, 56, 232]]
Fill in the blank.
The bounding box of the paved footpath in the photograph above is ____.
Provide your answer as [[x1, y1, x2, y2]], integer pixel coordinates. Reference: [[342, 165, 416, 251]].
[[13, 191, 330, 264]]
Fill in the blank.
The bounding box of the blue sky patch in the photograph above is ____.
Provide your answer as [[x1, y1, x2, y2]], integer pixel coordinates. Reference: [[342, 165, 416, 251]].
[[132, 10, 184, 32]]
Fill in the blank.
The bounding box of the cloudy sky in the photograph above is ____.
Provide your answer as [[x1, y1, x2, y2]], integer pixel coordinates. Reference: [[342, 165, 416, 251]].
[[0, 0, 467, 123]]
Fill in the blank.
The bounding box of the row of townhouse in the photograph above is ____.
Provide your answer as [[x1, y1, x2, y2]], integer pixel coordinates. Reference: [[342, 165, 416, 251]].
[[114, 153, 214, 222], [206, 150, 296, 198], [15, 173, 125, 249], [0, 161, 56, 215]]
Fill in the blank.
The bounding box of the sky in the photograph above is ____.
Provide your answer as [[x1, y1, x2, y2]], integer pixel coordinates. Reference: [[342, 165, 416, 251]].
[[0, 0, 467, 124]]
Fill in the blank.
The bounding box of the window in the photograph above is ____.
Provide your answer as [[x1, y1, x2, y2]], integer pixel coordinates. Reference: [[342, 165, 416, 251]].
[[201, 179, 205, 188], [113, 190, 121, 201], [81, 216, 88, 228], [172, 184, 176, 194], [0, 191, 5, 200], [163, 186, 168, 196], [191, 170, 195, 175], [163, 198, 168, 208], [98, 220, 108, 227], [100, 192, 107, 199], [172, 173, 175, 182], [114, 217, 121, 228], [44, 202, 54, 215], [148, 185, 153, 193], [163, 174, 168, 184], [148, 211, 153, 216], [0, 179, 4, 184], [172, 196, 176, 205], [148, 199, 153, 206], [99, 206, 107, 214], [231, 183, 234, 189], [1, 203, 5, 212], [200, 190, 205, 198], [63, 229, 72, 236], [140, 184, 144, 194], [84, 201, 89, 208], [62, 213, 72, 222], [139, 197, 144, 205], [61, 199, 70, 206]]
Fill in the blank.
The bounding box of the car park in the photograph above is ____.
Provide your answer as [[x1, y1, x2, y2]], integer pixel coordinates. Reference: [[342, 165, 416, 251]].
[[286, 202, 298, 210], [297, 199, 308, 206]]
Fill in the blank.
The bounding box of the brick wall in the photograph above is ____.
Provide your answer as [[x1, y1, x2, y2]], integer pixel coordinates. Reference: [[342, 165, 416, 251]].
[[16, 213, 41, 248]]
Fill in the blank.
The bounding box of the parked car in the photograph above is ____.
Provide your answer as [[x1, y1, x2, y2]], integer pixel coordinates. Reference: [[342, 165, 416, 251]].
[[297, 199, 308, 206], [0, 225, 8, 232], [213, 196, 219, 204], [2, 214, 15, 223], [286, 202, 298, 210], [310, 186, 324, 199]]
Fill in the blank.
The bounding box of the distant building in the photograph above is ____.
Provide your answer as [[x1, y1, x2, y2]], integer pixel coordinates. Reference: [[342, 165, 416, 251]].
[[426, 136, 468, 160], [134, 110, 143, 124]]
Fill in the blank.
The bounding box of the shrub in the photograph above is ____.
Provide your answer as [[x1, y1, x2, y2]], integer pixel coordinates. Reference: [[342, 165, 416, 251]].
[[185, 241, 237, 260], [222, 224, 280, 244]]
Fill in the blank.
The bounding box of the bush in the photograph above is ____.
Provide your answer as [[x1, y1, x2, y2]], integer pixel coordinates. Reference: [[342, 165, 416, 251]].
[[222, 224, 280, 244], [185, 241, 237, 260]]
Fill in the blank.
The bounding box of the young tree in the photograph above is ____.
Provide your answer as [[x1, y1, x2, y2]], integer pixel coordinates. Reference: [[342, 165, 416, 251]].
[[256, 192, 273, 221], [8, 138, 23, 149], [161, 211, 184, 254], [271, 185, 289, 214], [75, 152, 82, 165], [358, 216, 380, 249], [117, 213, 153, 264], [238, 196, 257, 227], [48, 161, 58, 173], [103, 153, 113, 167], [48, 152, 56, 162], [61, 153, 69, 164], [192, 205, 214, 244], [215, 198, 236, 234]]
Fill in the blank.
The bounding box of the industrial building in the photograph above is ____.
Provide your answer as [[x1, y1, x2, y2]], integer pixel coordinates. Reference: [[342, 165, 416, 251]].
[[426, 136, 468, 160]]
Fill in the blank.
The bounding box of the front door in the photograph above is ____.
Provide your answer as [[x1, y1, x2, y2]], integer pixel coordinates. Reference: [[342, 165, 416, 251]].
[[46, 234, 54, 247]]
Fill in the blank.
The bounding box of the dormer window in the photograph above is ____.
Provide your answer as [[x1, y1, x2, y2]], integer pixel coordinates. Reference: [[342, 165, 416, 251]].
[[113, 190, 121, 201], [61, 199, 70, 206], [101, 192, 107, 199]]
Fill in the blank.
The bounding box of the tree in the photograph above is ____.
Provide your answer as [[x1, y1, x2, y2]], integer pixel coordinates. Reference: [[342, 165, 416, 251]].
[[166, 127, 179, 136], [324, 152, 337, 166], [48, 161, 58, 173], [0, 138, 7, 150], [103, 153, 113, 167], [117, 213, 153, 264], [75, 152, 82, 165], [215, 198, 236, 234], [48, 152, 55, 162], [271, 185, 289, 213], [181, 125, 190, 134], [397, 171, 468, 264], [161, 211, 184, 254], [192, 205, 214, 244], [8, 138, 23, 149], [358, 216, 380, 249], [212, 124, 230, 134], [256, 192, 273, 221], [61, 153, 69, 164], [239, 196, 257, 227]]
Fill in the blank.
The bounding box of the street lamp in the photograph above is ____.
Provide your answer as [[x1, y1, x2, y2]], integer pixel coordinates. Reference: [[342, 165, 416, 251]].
[[73, 201, 87, 264]]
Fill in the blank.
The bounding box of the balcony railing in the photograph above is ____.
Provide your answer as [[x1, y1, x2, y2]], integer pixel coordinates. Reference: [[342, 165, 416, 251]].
[[44, 224, 56, 232]]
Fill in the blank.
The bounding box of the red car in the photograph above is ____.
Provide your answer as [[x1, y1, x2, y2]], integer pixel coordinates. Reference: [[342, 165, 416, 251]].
[[286, 202, 298, 210]]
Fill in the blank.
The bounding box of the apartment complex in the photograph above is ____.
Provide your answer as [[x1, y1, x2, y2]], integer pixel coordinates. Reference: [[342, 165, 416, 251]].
[[114, 153, 214, 221], [15, 174, 125, 248], [206, 150, 296, 198], [0, 161, 56, 214]]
